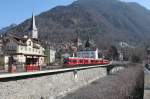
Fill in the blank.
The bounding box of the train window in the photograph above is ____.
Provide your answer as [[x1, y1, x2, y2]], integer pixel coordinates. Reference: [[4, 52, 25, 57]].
[[96, 60, 99, 63], [91, 60, 94, 63], [69, 60, 72, 62], [84, 60, 88, 63], [63, 58, 68, 64], [73, 60, 77, 63], [79, 60, 83, 63], [96, 60, 99, 62]]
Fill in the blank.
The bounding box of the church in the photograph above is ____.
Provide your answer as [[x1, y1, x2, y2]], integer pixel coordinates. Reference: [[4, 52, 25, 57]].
[[3, 13, 45, 71], [76, 36, 98, 59]]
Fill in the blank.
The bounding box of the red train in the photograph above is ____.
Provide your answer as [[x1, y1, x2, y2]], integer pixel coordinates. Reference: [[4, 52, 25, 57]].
[[63, 57, 110, 67]]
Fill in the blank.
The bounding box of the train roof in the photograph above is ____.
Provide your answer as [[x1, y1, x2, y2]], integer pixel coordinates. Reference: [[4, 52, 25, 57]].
[[67, 57, 103, 60]]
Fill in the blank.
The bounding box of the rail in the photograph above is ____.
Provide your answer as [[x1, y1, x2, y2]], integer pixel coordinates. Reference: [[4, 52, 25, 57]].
[[0, 64, 110, 79], [111, 61, 130, 65]]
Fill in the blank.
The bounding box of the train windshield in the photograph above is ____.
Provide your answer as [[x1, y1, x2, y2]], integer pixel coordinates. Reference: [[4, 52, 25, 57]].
[[63, 58, 69, 64]]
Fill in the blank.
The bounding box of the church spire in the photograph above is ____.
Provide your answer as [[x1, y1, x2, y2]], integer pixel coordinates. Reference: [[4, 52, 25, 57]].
[[29, 13, 38, 39], [85, 34, 95, 48], [85, 35, 91, 48]]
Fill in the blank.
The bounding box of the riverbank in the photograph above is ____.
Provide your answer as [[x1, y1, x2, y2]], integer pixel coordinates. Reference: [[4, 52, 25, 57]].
[[59, 64, 144, 99]]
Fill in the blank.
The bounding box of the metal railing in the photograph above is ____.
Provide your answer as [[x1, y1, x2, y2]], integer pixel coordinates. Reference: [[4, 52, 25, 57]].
[[0, 64, 109, 79]]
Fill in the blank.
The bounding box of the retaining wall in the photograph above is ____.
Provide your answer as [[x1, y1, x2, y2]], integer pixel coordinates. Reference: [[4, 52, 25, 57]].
[[0, 65, 108, 99]]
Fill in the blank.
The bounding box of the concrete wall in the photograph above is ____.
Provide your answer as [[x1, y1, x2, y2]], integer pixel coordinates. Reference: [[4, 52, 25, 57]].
[[0, 66, 107, 99], [109, 66, 125, 74]]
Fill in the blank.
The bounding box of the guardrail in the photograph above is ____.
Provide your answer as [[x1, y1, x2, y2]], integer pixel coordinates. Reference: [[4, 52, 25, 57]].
[[0, 63, 110, 99], [0, 64, 110, 79], [0, 60, 130, 80], [111, 61, 130, 66]]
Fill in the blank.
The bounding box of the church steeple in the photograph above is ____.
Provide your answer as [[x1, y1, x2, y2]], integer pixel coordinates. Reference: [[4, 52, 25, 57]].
[[85, 35, 91, 48], [85, 34, 95, 48], [29, 13, 38, 39]]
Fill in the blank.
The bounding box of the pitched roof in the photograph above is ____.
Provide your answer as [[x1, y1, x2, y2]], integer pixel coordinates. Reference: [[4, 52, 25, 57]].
[[5, 35, 41, 47], [33, 43, 40, 49]]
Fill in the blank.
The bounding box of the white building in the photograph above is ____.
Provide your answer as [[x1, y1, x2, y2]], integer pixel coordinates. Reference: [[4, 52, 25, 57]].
[[77, 36, 98, 59], [45, 47, 56, 64], [0, 37, 5, 68], [3, 13, 45, 70], [4, 35, 45, 67], [77, 48, 99, 59], [0, 37, 4, 55], [49, 49, 56, 63]]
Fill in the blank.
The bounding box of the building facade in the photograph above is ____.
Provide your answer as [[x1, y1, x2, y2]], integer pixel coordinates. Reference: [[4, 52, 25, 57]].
[[45, 46, 56, 64], [4, 35, 45, 68], [0, 36, 5, 68], [2, 13, 45, 70], [77, 36, 98, 59], [77, 49, 99, 59]]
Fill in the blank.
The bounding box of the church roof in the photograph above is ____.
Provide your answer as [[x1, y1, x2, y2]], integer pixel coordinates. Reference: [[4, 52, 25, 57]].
[[28, 13, 38, 39], [29, 13, 37, 31], [85, 36, 95, 48]]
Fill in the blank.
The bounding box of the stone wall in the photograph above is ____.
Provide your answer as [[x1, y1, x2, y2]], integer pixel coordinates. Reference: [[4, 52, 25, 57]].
[[109, 66, 125, 74], [0, 66, 107, 99]]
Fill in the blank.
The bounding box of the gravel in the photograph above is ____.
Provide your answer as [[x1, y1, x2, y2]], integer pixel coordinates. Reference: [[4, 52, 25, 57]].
[[60, 64, 144, 99]]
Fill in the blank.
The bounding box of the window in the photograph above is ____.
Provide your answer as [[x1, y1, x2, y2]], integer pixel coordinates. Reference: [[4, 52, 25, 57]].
[[25, 47, 27, 51], [20, 46, 23, 50], [64, 58, 68, 64], [96, 60, 99, 63], [73, 60, 77, 63], [91, 60, 94, 63], [79, 60, 83, 63], [29, 41, 32, 46], [84, 60, 88, 63]]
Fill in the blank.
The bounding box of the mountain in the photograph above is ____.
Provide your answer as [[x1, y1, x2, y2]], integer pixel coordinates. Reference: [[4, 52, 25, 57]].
[[0, 24, 17, 34], [5, 0, 150, 48]]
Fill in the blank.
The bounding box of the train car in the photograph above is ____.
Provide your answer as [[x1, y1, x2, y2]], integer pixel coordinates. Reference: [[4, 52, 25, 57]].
[[63, 57, 110, 67]]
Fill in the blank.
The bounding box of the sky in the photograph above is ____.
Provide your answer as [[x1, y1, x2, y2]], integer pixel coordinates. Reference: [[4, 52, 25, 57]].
[[0, 0, 150, 29], [121, 0, 150, 9], [0, 0, 76, 29]]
